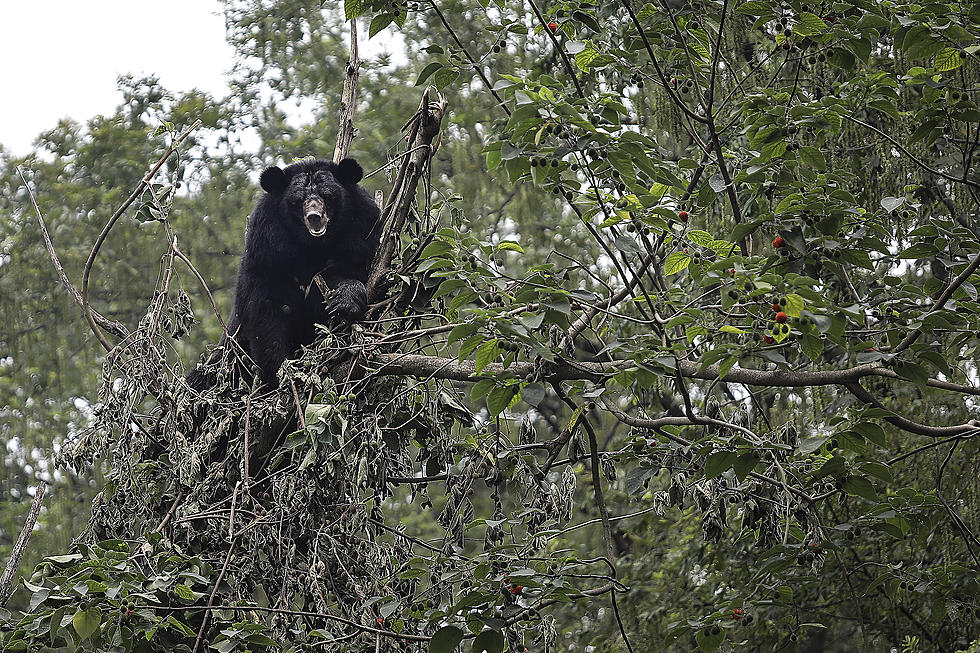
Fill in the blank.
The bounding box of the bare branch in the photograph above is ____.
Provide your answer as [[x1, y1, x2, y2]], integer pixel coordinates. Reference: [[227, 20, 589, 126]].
[[333, 18, 360, 163], [366, 89, 447, 307], [80, 120, 202, 351], [18, 167, 129, 340], [0, 482, 47, 607]]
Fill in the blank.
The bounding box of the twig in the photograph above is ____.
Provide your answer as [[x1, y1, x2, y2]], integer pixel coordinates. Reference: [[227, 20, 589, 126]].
[[844, 114, 980, 191], [528, 0, 584, 99], [334, 18, 360, 162], [892, 252, 980, 354], [191, 481, 240, 653], [552, 385, 616, 565], [18, 167, 128, 340], [152, 490, 185, 535], [427, 1, 510, 116], [621, 0, 708, 124], [0, 481, 47, 607], [367, 352, 980, 401]]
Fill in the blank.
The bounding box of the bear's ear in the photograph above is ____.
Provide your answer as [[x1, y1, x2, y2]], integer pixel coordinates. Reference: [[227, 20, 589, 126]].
[[260, 166, 288, 194], [335, 158, 364, 185]]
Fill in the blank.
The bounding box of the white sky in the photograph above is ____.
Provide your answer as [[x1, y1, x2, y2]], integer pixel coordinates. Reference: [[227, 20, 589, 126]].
[[0, 1, 235, 156]]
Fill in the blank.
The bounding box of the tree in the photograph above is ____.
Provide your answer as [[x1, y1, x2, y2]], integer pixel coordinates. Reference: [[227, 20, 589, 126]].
[[3, 0, 980, 651]]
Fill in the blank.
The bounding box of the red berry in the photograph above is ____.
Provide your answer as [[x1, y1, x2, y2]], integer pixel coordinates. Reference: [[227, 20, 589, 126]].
[[547, 21, 558, 33], [376, 618, 384, 627], [763, 335, 775, 344], [772, 236, 786, 248], [772, 303, 780, 312], [732, 608, 744, 619], [775, 311, 788, 323], [729, 268, 736, 277], [678, 210, 689, 222], [510, 584, 523, 595]]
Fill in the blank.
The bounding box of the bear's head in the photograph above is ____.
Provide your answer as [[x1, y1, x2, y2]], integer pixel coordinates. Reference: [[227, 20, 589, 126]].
[[259, 158, 364, 238]]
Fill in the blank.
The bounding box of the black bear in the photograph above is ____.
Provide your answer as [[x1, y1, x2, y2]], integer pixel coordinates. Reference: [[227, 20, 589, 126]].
[[188, 157, 381, 388]]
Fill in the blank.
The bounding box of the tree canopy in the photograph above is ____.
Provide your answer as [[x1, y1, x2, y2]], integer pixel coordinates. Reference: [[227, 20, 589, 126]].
[[2, 1, 980, 651]]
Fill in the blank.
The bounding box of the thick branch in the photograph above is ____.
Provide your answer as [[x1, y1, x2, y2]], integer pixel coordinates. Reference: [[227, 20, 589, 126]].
[[368, 353, 953, 389], [844, 382, 980, 438], [365, 89, 447, 306], [333, 19, 360, 163]]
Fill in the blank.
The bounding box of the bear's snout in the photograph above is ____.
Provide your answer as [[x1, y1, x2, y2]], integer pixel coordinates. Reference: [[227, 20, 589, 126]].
[[303, 196, 328, 237]]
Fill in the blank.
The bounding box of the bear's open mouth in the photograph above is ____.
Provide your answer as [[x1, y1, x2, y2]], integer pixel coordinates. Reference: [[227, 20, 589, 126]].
[[303, 197, 328, 237]]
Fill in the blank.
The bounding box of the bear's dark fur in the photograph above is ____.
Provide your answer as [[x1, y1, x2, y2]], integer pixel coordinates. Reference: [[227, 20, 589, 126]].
[[188, 157, 381, 388]]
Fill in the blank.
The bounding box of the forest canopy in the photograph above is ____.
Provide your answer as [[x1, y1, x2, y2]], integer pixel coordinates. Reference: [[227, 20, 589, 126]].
[[2, 0, 980, 652]]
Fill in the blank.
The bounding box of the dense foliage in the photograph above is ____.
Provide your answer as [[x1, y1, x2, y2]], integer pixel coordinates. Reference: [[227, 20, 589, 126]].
[[3, 0, 980, 651]]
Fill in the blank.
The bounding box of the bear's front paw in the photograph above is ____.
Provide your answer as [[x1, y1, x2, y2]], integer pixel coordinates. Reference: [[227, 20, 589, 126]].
[[325, 294, 367, 325]]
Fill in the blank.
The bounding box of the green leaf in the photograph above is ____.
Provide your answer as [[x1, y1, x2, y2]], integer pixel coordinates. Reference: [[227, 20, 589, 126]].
[[344, 0, 363, 19], [434, 279, 467, 299], [783, 294, 804, 318], [664, 251, 691, 275], [934, 47, 963, 72], [801, 332, 823, 361], [420, 240, 453, 259], [895, 361, 929, 389], [430, 626, 465, 653], [497, 241, 524, 254], [487, 385, 519, 416], [471, 629, 505, 653], [843, 476, 877, 501], [369, 13, 395, 37], [735, 0, 769, 15], [449, 323, 480, 345], [719, 355, 738, 379], [474, 339, 501, 373], [734, 452, 759, 481], [688, 229, 713, 247], [798, 146, 826, 170], [575, 45, 600, 72], [897, 242, 938, 259], [471, 379, 496, 401], [719, 325, 747, 334], [433, 68, 460, 90], [705, 450, 738, 479], [851, 422, 886, 446], [72, 607, 101, 640], [860, 461, 894, 483], [415, 62, 444, 87], [795, 12, 828, 36]]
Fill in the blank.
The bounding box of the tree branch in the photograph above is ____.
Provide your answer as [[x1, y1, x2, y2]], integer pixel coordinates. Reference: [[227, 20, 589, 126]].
[[333, 18, 360, 163], [0, 482, 47, 607], [80, 120, 202, 351], [18, 167, 129, 340], [366, 89, 447, 307]]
